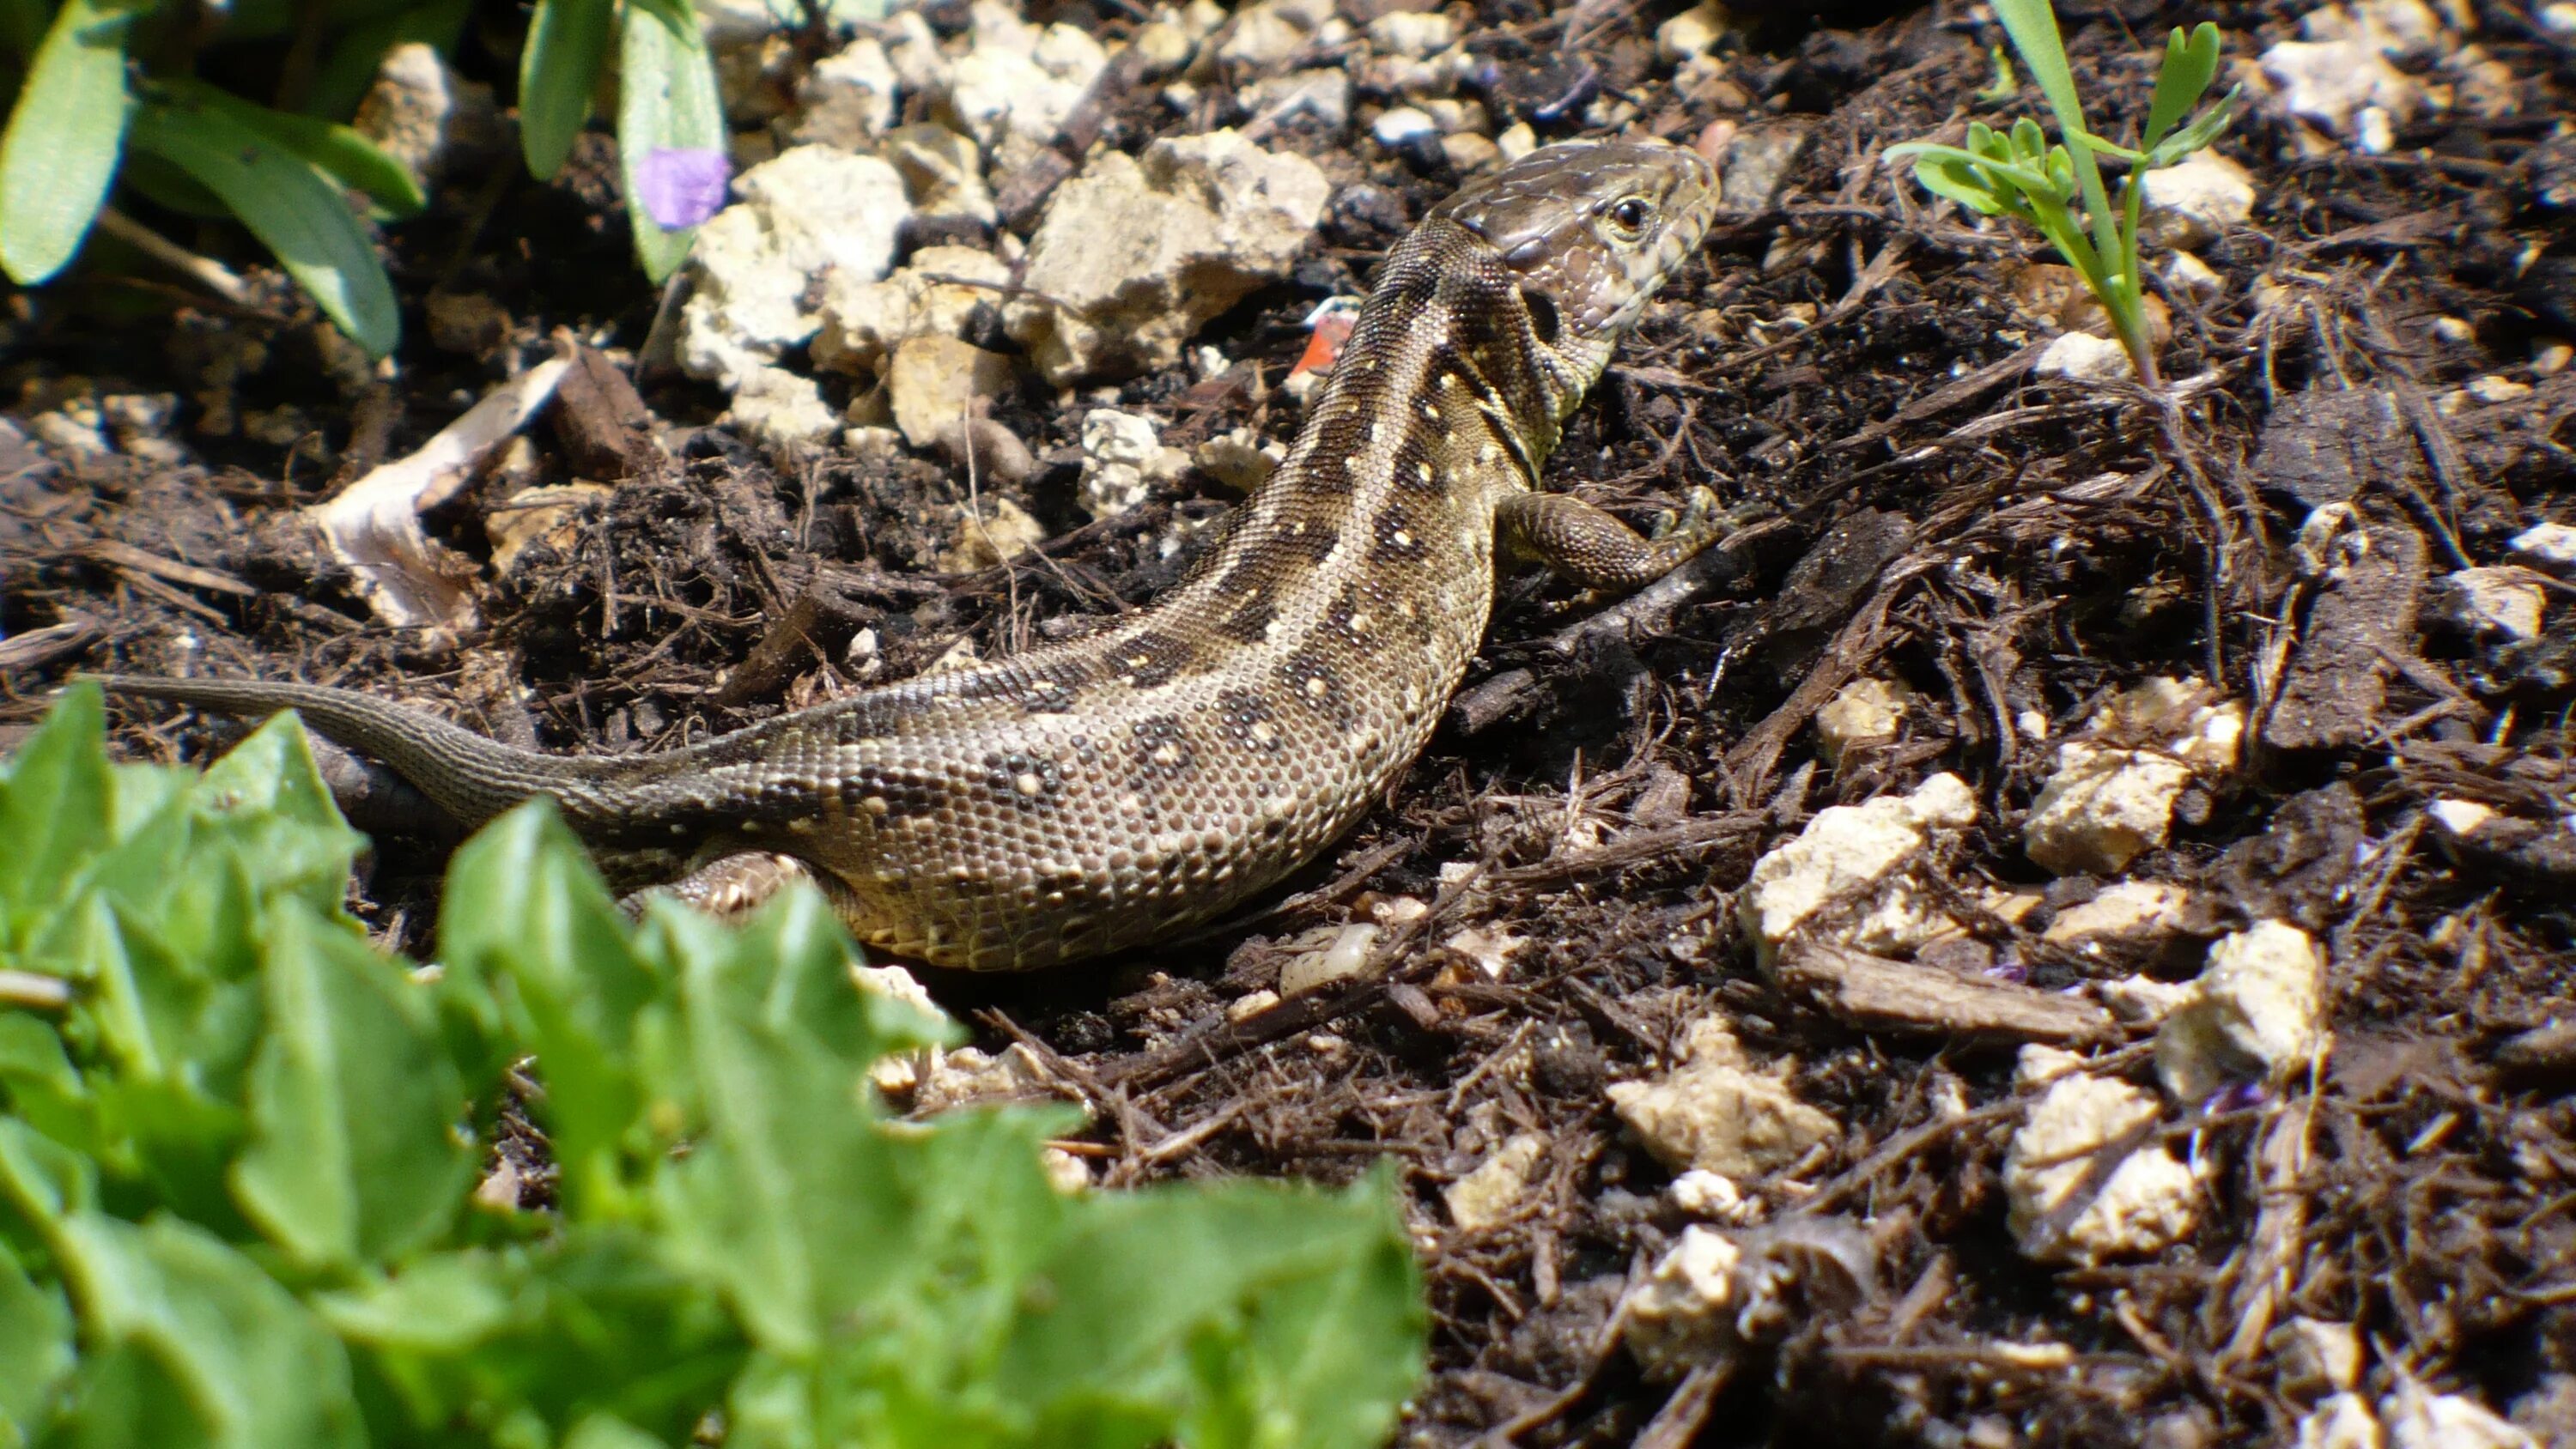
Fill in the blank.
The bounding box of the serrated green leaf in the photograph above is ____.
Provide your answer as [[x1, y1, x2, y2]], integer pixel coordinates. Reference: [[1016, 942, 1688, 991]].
[[439, 803, 659, 1215], [53, 1213, 366, 1449], [125, 99, 401, 358], [231, 906, 474, 1272], [0, 1235, 75, 1440], [0, 0, 134, 285], [0, 684, 112, 949], [156, 81, 425, 217], [521, 0, 615, 179], [617, 0, 724, 282], [2143, 24, 2222, 155], [313, 1250, 512, 1351]]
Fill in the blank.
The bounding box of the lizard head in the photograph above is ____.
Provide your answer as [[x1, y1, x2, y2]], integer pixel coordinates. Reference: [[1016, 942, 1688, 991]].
[[1432, 137, 1720, 375]]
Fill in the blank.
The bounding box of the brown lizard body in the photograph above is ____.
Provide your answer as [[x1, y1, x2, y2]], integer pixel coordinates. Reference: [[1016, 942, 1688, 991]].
[[97, 139, 1726, 969]]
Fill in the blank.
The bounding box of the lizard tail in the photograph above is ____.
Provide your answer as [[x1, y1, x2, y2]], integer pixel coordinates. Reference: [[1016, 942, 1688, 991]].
[[86, 675, 623, 830]]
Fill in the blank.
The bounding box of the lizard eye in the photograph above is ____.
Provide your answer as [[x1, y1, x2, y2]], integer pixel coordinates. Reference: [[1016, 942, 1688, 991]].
[[1607, 197, 1654, 234]]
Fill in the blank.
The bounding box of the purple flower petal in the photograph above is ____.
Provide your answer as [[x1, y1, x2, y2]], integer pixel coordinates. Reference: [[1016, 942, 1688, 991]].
[[636, 148, 730, 230]]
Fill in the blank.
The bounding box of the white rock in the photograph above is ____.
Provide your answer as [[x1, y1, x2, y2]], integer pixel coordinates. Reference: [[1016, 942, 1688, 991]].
[[1368, 9, 1454, 58], [1371, 106, 1439, 148], [2261, 39, 2419, 147], [2035, 330, 2136, 384], [945, 21, 1107, 157], [2382, 1378, 2539, 1449], [2044, 881, 2197, 955], [2446, 45, 2520, 118], [2509, 521, 2576, 573], [1606, 1019, 1838, 1179], [1670, 1169, 1764, 1225], [1279, 921, 1380, 995], [2163, 251, 2225, 306], [2095, 974, 2198, 1025], [2427, 798, 2497, 837], [680, 147, 911, 387], [354, 43, 498, 191], [1132, 13, 1196, 75], [2141, 153, 2257, 249], [1443, 1132, 1547, 1230], [2276, 1317, 2366, 1396], [1623, 1226, 1743, 1379], [2155, 921, 2330, 1105], [884, 336, 1017, 449], [2025, 679, 2243, 876], [2005, 1070, 2201, 1264], [880, 9, 948, 94], [1226, 988, 1280, 1022], [1218, 0, 1330, 68], [1656, 0, 1729, 61], [696, 0, 792, 48], [1736, 773, 1979, 964], [2433, 567, 2547, 640], [723, 364, 841, 446], [1242, 68, 1352, 132], [2544, 0, 2576, 32], [2300, 1395, 2387, 1449], [883, 123, 997, 228], [793, 37, 898, 148], [933, 494, 1045, 573], [814, 244, 1010, 377], [1005, 130, 1328, 384], [2301, 0, 2446, 61], [1814, 677, 1910, 763], [1077, 408, 1188, 519], [2469, 374, 2532, 403], [1442, 132, 1500, 173], [1496, 122, 1538, 162]]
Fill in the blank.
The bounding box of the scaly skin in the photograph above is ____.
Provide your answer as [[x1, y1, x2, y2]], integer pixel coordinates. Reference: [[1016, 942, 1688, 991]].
[[95, 139, 1725, 969]]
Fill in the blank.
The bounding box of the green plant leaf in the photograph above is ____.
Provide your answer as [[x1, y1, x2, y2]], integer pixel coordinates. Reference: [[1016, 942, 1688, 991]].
[[306, 0, 473, 123], [521, 0, 615, 179], [52, 1213, 366, 1449], [0, 1236, 76, 1440], [617, 0, 724, 282], [2143, 23, 2222, 155], [2146, 88, 2240, 169], [0, 0, 135, 285], [1987, 0, 2087, 142], [0, 683, 112, 950], [125, 99, 401, 358], [438, 803, 660, 1216], [157, 81, 425, 216], [230, 906, 475, 1272]]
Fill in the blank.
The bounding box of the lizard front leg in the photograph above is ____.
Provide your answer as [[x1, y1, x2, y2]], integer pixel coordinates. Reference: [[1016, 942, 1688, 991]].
[[1497, 486, 1730, 591]]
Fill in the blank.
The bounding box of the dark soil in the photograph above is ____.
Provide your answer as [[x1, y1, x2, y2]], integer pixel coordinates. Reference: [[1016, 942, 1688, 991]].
[[5, 0, 2574, 1444]]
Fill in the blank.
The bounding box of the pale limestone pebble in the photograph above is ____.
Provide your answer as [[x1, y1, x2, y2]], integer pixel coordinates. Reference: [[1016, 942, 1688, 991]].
[[1077, 407, 1189, 519], [792, 36, 898, 148], [1226, 988, 1279, 1022], [879, 9, 949, 94], [1440, 924, 1522, 979], [1606, 1018, 1838, 1179], [1656, 0, 1729, 62], [725, 365, 842, 446], [932, 494, 1046, 573], [2510, 521, 2576, 573], [1040, 1147, 1092, 1194], [1218, 0, 1342, 70], [1240, 67, 1352, 134], [2094, 974, 2197, 1026], [1367, 8, 1454, 58], [1194, 427, 1284, 491], [696, 0, 793, 48], [2138, 151, 2258, 249], [884, 336, 1017, 449], [2431, 566, 2548, 641], [1735, 773, 1979, 966], [1279, 921, 1381, 996], [2302, 1395, 2388, 1449], [2274, 1317, 2366, 1397], [2383, 1377, 2540, 1449], [1421, 96, 1484, 134], [680, 147, 912, 387], [2155, 921, 2330, 1105], [914, 1040, 1079, 1116], [355, 42, 501, 190], [2024, 679, 2243, 876], [1005, 130, 1329, 384], [2537, 341, 2574, 376], [2545, 0, 2576, 31], [1497, 122, 1539, 162], [2043, 881, 2197, 955], [1622, 1226, 1743, 1379], [943, 13, 1108, 165], [1814, 676, 1910, 764], [2470, 374, 2534, 403], [1716, 121, 1812, 212], [1669, 1169, 1765, 1226], [1129, 8, 1198, 75], [1443, 1132, 1548, 1230], [2300, 0, 2448, 60], [2034, 330, 2136, 385], [2004, 1058, 2202, 1264], [95, 391, 185, 464], [813, 245, 1007, 378], [1372, 106, 1439, 148], [488, 482, 613, 574], [2259, 39, 2420, 150], [2163, 251, 2225, 306], [1440, 132, 1501, 173], [2427, 798, 2497, 839], [2445, 45, 2520, 118]]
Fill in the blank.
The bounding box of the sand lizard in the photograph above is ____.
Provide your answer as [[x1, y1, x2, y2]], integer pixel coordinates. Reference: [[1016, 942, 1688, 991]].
[[97, 138, 1727, 970]]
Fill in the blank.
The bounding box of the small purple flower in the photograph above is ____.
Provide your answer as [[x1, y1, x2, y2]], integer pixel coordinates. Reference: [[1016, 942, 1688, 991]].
[[635, 148, 730, 230]]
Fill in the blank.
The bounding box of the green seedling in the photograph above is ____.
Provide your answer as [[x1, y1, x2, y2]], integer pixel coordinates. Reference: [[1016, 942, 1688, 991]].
[[1886, 1, 2238, 387]]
